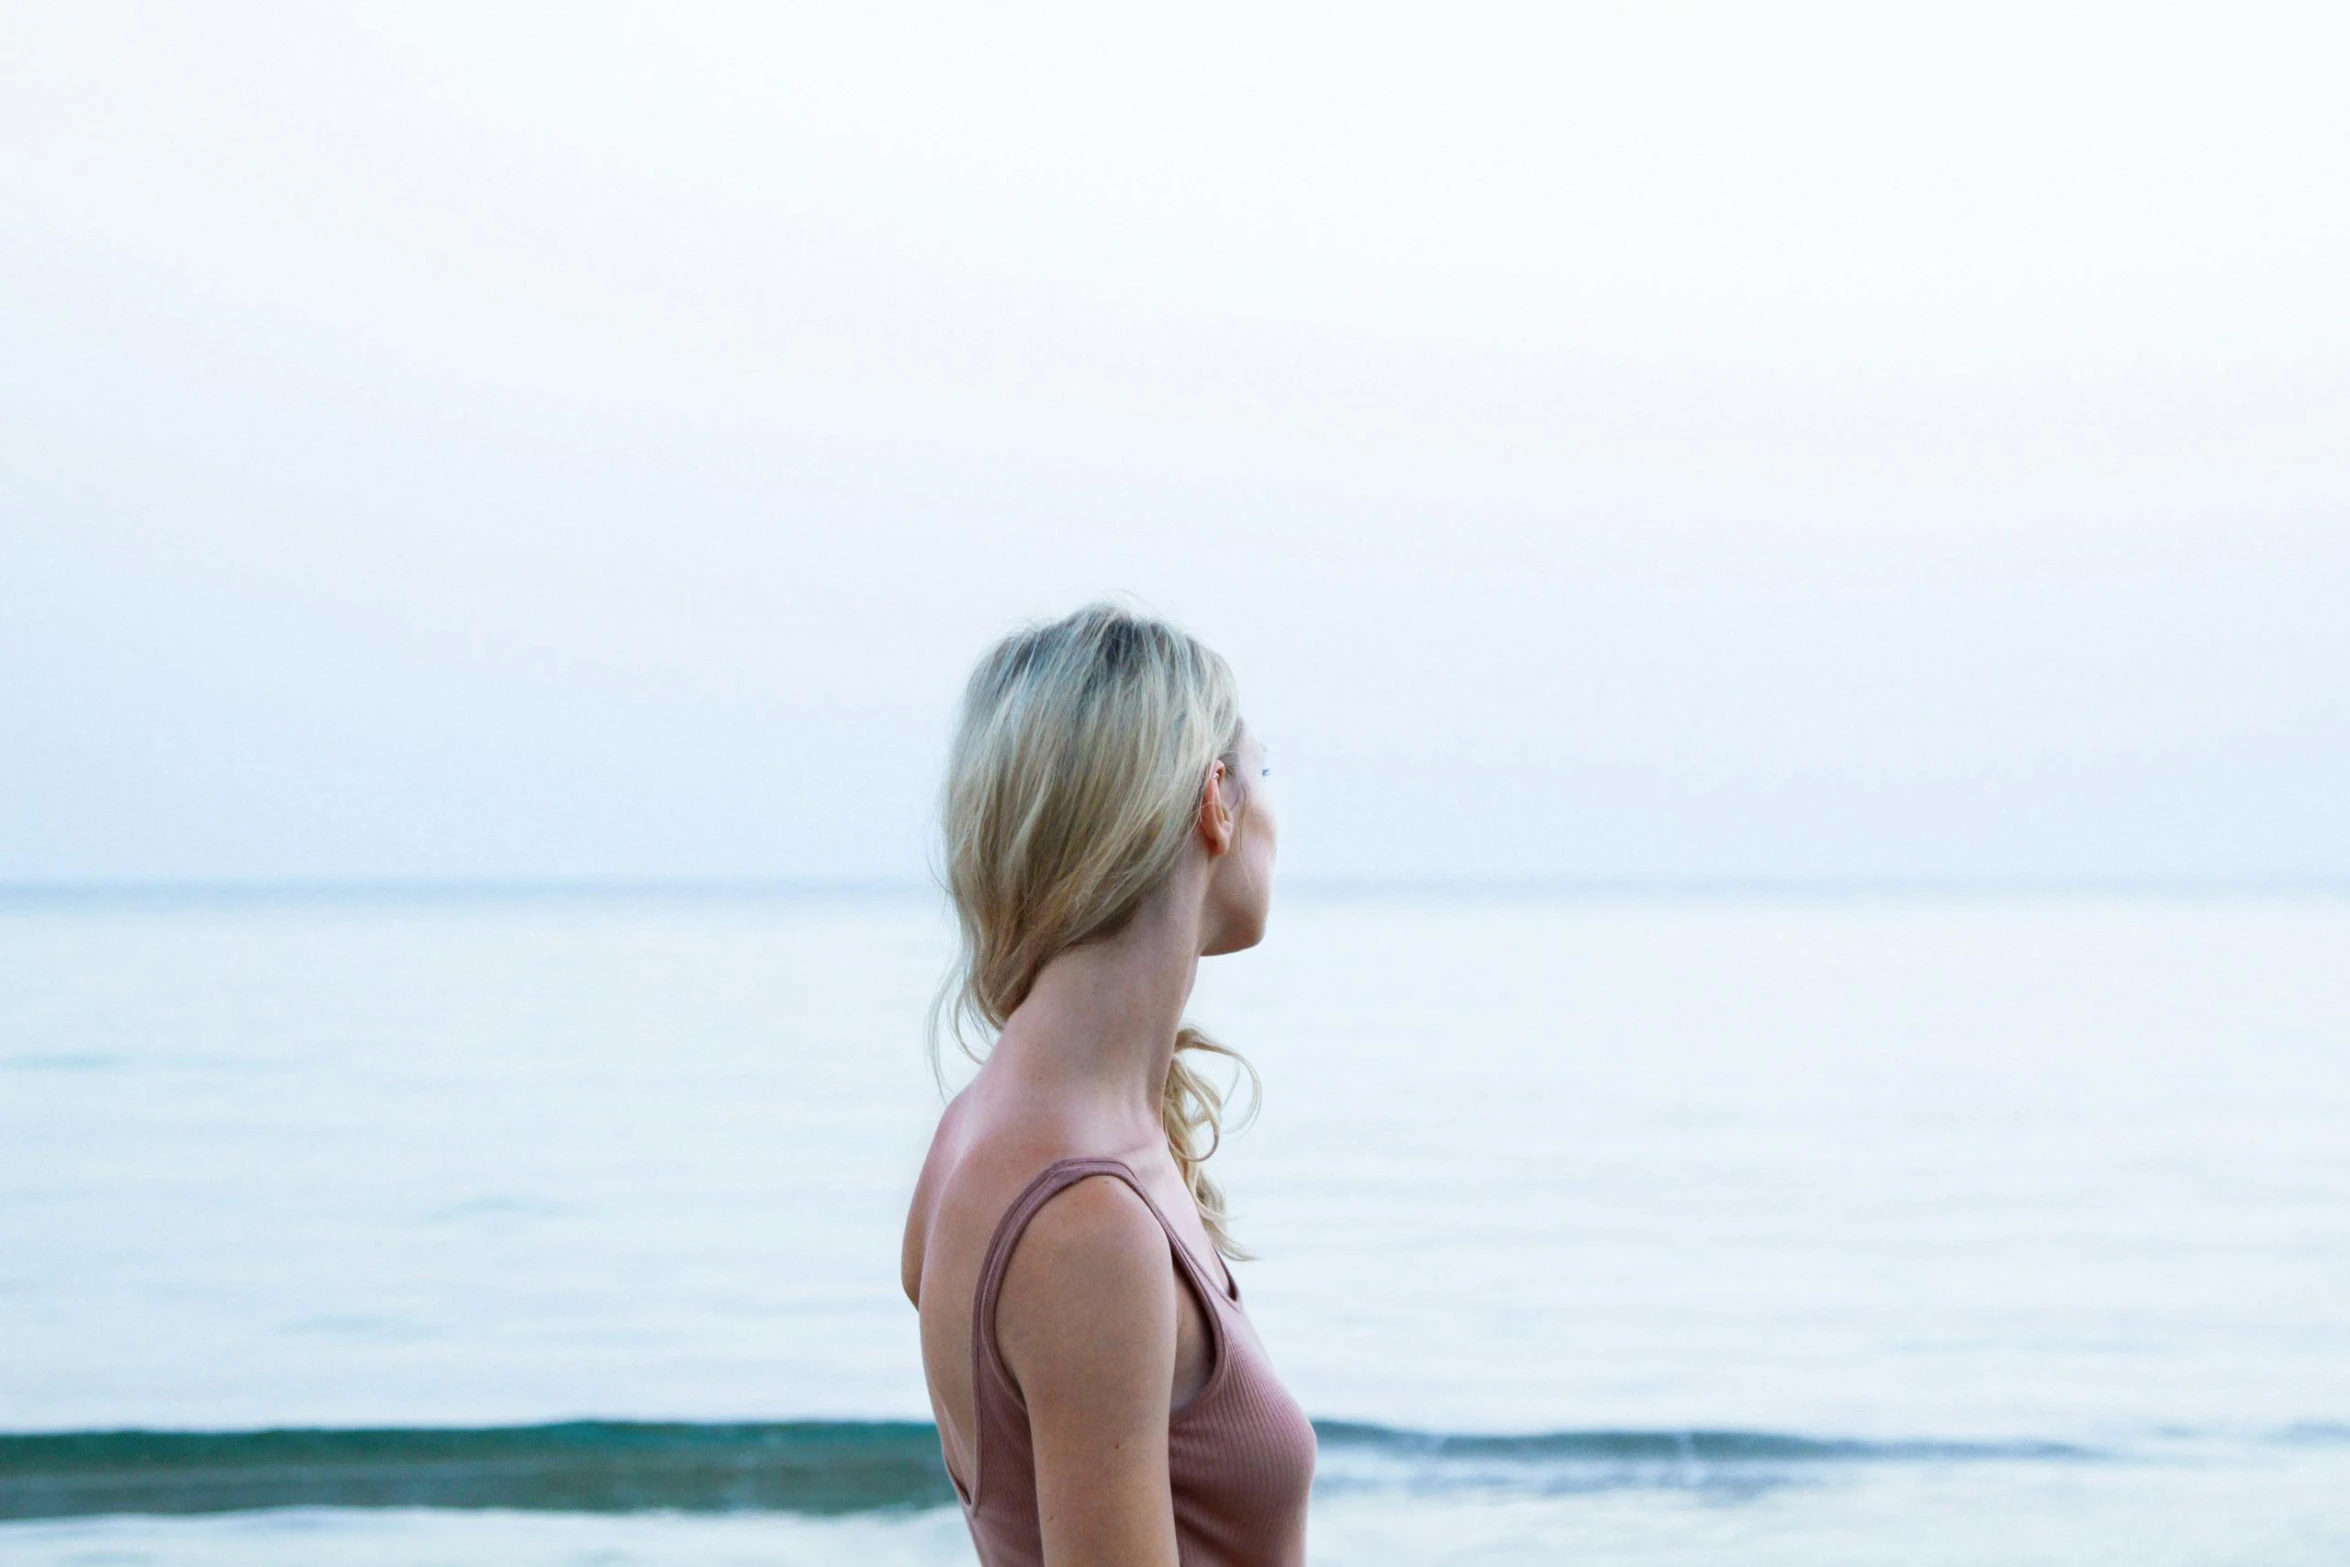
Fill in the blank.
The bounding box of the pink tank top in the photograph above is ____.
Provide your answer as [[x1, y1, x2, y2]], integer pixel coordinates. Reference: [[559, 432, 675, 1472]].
[[950, 1156, 1317, 1566]]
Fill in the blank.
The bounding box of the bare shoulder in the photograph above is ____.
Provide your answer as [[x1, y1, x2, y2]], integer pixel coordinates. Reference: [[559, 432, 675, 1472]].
[[1003, 1172, 1172, 1294], [995, 1172, 1178, 1397]]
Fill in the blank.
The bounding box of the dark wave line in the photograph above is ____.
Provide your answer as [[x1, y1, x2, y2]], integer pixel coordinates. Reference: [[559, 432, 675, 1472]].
[[0, 1422, 945, 1523], [0, 1418, 2136, 1523]]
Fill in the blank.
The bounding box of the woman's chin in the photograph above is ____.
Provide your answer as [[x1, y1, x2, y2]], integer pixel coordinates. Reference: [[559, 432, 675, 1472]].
[[1201, 906, 1271, 957]]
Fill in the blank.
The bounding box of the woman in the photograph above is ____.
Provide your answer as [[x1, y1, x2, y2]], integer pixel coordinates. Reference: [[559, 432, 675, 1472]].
[[901, 603, 1316, 1566]]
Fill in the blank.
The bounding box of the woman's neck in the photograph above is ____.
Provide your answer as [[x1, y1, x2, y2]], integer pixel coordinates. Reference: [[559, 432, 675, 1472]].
[[987, 874, 1205, 1139]]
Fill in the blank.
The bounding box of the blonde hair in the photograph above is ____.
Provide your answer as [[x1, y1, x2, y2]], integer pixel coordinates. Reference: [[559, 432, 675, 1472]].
[[936, 602, 1262, 1257]]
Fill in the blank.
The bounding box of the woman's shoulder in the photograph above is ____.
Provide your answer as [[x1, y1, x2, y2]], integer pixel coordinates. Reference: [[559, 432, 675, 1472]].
[[988, 1168, 1180, 1388], [903, 1093, 1168, 1308]]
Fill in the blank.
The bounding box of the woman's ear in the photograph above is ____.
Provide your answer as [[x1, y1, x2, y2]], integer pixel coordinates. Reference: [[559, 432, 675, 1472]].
[[1197, 758, 1235, 856]]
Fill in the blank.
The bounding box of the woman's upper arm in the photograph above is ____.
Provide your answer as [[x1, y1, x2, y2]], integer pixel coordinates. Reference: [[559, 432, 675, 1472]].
[[994, 1175, 1181, 1567]]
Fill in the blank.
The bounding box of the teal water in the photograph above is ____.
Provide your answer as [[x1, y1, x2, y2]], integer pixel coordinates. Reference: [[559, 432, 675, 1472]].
[[3, 888, 2347, 1562], [0, 1418, 2123, 1520]]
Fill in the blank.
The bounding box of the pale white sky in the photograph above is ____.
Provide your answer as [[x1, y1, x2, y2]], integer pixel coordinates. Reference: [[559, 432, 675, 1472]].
[[3, 2, 2346, 883]]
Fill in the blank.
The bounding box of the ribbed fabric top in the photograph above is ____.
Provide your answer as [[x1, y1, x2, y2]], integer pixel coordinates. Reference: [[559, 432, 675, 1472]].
[[950, 1156, 1316, 1566]]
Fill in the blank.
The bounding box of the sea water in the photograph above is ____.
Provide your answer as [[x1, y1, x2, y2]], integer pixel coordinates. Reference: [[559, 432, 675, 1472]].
[[3, 887, 2346, 1563]]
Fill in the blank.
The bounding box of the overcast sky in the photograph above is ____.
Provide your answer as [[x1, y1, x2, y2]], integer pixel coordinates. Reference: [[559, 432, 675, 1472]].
[[4, 2, 2346, 885]]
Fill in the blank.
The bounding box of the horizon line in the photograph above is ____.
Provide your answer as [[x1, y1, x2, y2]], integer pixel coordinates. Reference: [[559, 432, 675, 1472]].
[[2, 873, 2345, 903]]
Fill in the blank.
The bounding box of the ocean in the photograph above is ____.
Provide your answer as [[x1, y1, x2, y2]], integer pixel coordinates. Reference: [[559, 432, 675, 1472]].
[[3, 886, 2346, 1564]]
